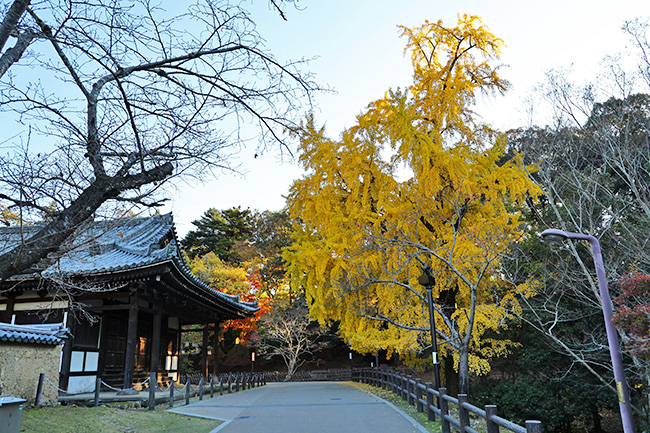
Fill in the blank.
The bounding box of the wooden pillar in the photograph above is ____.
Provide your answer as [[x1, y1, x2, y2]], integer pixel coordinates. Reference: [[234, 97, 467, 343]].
[[123, 292, 139, 390], [2, 296, 15, 323], [59, 313, 74, 391], [201, 323, 209, 379], [212, 322, 220, 378], [150, 306, 163, 387]]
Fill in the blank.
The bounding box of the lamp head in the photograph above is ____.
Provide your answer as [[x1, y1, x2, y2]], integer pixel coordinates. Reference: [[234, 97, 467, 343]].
[[418, 266, 435, 287], [541, 229, 568, 243]]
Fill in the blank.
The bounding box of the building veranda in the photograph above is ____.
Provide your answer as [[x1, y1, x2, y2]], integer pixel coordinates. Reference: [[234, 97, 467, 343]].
[[0, 213, 258, 397]]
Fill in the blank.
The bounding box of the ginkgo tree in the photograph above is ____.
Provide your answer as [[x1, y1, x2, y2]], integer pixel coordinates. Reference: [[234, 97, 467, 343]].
[[285, 15, 540, 394]]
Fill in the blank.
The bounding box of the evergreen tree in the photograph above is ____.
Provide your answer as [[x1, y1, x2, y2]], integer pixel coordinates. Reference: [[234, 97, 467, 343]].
[[182, 207, 254, 263]]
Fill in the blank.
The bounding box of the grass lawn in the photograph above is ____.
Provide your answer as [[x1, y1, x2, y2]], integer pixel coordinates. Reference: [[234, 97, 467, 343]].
[[347, 381, 442, 433], [20, 405, 220, 433]]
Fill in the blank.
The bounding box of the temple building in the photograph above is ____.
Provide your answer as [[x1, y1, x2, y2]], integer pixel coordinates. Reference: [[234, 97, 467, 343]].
[[0, 213, 257, 393]]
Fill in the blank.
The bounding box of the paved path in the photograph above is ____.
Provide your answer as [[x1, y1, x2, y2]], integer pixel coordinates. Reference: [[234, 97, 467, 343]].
[[169, 381, 429, 433]]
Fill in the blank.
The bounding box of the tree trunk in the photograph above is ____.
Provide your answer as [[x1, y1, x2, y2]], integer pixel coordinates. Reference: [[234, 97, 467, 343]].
[[0, 181, 118, 280], [285, 357, 296, 381], [458, 347, 470, 396], [0, 163, 172, 281], [443, 354, 459, 396], [590, 403, 603, 433], [0, 0, 31, 53]]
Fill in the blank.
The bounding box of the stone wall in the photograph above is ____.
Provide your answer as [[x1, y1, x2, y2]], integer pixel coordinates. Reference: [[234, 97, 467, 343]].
[[0, 343, 61, 406]]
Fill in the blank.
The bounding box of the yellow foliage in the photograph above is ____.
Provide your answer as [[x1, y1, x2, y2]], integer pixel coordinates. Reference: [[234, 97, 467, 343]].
[[0, 205, 20, 226], [188, 252, 249, 295], [285, 15, 541, 378]]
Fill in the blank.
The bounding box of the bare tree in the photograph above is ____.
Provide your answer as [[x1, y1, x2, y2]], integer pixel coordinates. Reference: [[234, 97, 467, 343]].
[[252, 296, 327, 380], [504, 18, 650, 424], [0, 0, 317, 280]]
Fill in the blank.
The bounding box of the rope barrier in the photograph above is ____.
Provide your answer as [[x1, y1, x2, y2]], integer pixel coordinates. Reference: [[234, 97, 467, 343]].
[[100, 377, 150, 392], [44, 375, 94, 395], [44, 371, 263, 404]]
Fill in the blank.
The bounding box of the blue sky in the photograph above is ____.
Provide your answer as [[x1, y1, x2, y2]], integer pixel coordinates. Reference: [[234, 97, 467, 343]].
[[161, 0, 650, 235]]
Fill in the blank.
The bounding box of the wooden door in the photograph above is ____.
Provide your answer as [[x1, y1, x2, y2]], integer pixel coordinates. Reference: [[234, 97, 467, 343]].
[[102, 313, 128, 385]]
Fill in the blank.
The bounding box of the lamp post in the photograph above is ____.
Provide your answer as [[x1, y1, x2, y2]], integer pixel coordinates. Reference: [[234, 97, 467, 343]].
[[541, 229, 636, 433], [349, 352, 353, 380], [251, 351, 255, 373], [418, 266, 442, 398]]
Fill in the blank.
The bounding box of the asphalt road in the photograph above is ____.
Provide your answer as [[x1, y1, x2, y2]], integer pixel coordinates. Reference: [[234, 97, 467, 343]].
[[168, 381, 429, 433]]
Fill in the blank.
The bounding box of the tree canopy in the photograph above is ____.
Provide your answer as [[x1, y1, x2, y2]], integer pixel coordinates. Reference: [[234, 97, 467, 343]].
[[182, 207, 254, 263], [285, 15, 539, 394]]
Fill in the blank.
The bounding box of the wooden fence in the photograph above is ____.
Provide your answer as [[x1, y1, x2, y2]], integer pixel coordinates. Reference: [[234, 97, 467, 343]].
[[354, 368, 542, 433], [264, 368, 352, 382]]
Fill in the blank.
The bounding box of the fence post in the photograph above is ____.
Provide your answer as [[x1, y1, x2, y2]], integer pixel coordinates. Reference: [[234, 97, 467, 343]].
[[458, 394, 470, 431], [415, 379, 423, 413], [169, 382, 175, 408], [425, 382, 435, 421], [486, 405, 499, 433], [400, 374, 407, 401], [526, 421, 543, 433], [439, 388, 451, 433], [235, 373, 240, 392], [198, 377, 204, 401], [228, 373, 233, 393], [392, 372, 397, 393], [210, 376, 214, 398], [406, 374, 415, 406], [185, 380, 190, 405], [35, 373, 45, 408], [94, 377, 101, 407], [148, 371, 156, 411]]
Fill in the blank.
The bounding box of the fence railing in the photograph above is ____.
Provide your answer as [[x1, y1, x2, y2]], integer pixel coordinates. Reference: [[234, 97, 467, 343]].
[[264, 368, 353, 382], [353, 368, 542, 433], [39, 371, 267, 409]]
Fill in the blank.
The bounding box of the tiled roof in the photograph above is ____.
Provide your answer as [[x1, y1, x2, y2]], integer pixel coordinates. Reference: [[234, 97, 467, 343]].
[[0, 322, 71, 345], [0, 213, 258, 315], [0, 213, 178, 276]]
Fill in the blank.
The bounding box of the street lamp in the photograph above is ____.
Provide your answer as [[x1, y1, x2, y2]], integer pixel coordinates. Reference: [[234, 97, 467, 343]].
[[418, 266, 442, 398], [541, 229, 636, 433], [349, 352, 353, 377], [251, 351, 255, 373]]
